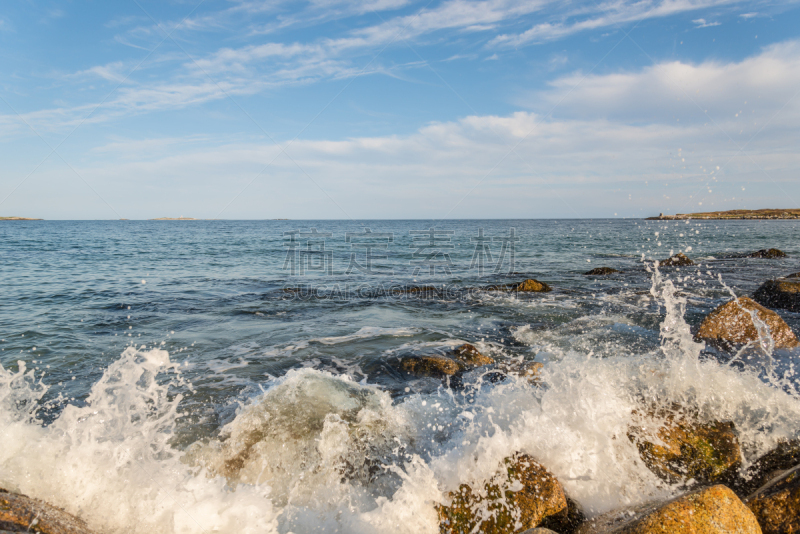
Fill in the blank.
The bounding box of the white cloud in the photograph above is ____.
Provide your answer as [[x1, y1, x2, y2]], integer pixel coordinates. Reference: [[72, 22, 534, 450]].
[[490, 0, 740, 47], [14, 41, 800, 219], [692, 18, 721, 27]]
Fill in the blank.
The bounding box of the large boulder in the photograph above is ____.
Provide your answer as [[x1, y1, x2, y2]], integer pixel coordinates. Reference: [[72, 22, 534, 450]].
[[437, 453, 576, 534], [657, 253, 694, 267], [695, 297, 800, 350], [747, 248, 788, 259], [754, 279, 800, 312], [584, 267, 620, 275], [0, 489, 98, 534], [576, 485, 761, 534], [745, 464, 800, 534], [628, 409, 741, 485], [486, 279, 552, 292]]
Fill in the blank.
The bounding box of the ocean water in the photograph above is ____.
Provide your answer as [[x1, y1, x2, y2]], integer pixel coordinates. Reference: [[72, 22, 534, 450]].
[[1, 219, 800, 534]]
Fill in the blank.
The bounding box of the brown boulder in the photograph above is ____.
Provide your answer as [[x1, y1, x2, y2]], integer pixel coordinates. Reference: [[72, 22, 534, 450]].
[[576, 485, 761, 534], [486, 279, 552, 293], [745, 464, 800, 534], [746, 248, 787, 258], [0, 489, 97, 534], [657, 253, 694, 267], [399, 354, 460, 377], [754, 279, 800, 312], [695, 297, 799, 350], [628, 409, 741, 485], [437, 453, 572, 534], [451, 344, 494, 367], [584, 267, 621, 275], [519, 529, 559, 534]]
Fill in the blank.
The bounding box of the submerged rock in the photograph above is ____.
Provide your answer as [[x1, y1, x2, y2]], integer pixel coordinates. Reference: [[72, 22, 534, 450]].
[[657, 253, 694, 267], [0, 489, 98, 534], [753, 279, 800, 312], [745, 464, 800, 534], [437, 453, 574, 534], [485, 279, 552, 292], [628, 408, 741, 485], [695, 297, 800, 350], [576, 485, 761, 534], [400, 344, 494, 378], [399, 354, 461, 377], [746, 248, 787, 258], [451, 343, 494, 367], [584, 267, 620, 275]]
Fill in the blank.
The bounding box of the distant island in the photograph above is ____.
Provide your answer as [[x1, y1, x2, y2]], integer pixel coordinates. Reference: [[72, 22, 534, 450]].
[[1, 216, 42, 221], [646, 209, 800, 220], [149, 217, 198, 220]]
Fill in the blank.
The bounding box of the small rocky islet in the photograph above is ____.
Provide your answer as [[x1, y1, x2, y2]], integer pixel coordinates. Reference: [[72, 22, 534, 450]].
[[5, 250, 800, 534]]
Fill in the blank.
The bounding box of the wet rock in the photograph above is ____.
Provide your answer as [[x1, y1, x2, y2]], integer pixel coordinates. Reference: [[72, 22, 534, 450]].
[[584, 267, 621, 275], [399, 354, 461, 377], [576, 484, 761, 534], [725, 440, 800, 497], [695, 297, 799, 350], [485, 279, 552, 293], [628, 408, 741, 485], [753, 279, 800, 312], [494, 361, 544, 384], [519, 529, 559, 534], [657, 253, 694, 267], [0, 489, 97, 534], [747, 248, 788, 259], [786, 272, 800, 279], [745, 463, 800, 534], [437, 453, 571, 534], [451, 343, 494, 367]]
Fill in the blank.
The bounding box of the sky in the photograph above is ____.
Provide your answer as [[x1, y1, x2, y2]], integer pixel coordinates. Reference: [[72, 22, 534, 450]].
[[1, 0, 799, 219]]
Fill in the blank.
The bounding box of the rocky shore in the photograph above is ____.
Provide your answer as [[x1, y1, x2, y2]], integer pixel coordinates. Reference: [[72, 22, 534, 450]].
[[3, 250, 799, 534], [646, 209, 800, 220]]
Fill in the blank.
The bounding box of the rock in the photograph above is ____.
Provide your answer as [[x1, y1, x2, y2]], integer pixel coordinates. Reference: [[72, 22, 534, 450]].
[[628, 408, 741, 485], [400, 345, 495, 378], [726, 440, 800, 497], [754, 279, 800, 312], [584, 267, 620, 275], [747, 248, 788, 259], [451, 343, 494, 367], [0, 489, 97, 534], [399, 354, 461, 377], [519, 529, 560, 534], [657, 253, 694, 267], [576, 484, 761, 534], [486, 279, 552, 292], [745, 463, 800, 534], [695, 297, 800, 350], [437, 453, 572, 534], [786, 272, 800, 279]]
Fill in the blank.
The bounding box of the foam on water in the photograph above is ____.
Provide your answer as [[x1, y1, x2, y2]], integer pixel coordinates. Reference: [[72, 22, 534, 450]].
[[2, 269, 800, 533]]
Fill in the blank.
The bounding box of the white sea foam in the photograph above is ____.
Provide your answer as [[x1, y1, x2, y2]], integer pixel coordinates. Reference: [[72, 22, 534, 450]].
[[312, 326, 420, 345], [1, 270, 800, 533]]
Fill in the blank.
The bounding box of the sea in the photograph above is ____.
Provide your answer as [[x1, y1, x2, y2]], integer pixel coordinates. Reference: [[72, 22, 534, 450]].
[[1, 219, 799, 534]]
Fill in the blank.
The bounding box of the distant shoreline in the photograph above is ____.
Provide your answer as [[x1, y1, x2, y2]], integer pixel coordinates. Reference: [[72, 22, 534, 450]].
[[0, 216, 43, 221], [646, 209, 800, 220]]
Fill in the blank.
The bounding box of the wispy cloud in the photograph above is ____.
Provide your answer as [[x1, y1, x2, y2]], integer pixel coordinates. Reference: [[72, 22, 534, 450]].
[[19, 40, 798, 219], [490, 0, 741, 47]]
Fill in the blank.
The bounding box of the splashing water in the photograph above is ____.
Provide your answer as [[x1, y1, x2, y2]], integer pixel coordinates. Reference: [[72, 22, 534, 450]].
[[1, 270, 800, 533]]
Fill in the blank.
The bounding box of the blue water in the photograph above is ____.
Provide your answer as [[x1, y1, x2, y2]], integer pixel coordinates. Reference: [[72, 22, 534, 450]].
[[1, 219, 799, 533]]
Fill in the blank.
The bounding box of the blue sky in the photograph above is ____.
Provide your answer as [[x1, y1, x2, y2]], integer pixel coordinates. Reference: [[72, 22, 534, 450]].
[[1, 0, 799, 219]]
